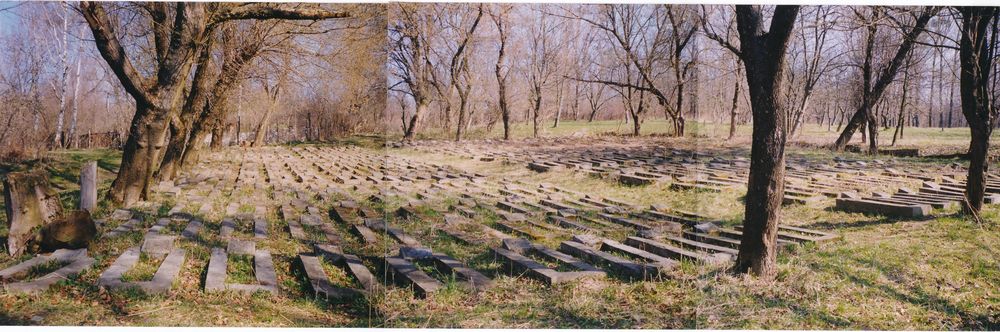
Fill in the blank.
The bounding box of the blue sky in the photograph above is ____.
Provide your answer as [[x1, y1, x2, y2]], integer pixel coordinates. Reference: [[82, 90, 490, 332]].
[[0, 2, 25, 35]]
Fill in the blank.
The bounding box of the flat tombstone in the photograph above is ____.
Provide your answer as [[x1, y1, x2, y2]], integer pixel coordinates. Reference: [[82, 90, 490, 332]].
[[228, 240, 255, 256], [141, 234, 176, 256]]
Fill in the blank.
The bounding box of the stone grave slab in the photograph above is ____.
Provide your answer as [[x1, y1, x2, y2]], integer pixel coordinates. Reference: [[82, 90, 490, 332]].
[[0, 249, 95, 294]]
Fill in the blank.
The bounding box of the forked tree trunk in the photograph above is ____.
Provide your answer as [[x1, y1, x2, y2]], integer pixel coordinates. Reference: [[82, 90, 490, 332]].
[[957, 7, 998, 216], [733, 5, 799, 279]]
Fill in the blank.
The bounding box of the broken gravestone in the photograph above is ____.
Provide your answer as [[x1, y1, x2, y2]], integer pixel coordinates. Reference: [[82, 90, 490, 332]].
[[3, 170, 97, 256]]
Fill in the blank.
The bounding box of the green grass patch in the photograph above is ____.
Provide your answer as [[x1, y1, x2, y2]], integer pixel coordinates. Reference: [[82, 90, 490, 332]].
[[121, 252, 164, 283], [227, 254, 257, 285]]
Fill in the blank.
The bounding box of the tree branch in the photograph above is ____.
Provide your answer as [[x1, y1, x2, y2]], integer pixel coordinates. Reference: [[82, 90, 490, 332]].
[[80, 1, 155, 107], [211, 3, 349, 25]]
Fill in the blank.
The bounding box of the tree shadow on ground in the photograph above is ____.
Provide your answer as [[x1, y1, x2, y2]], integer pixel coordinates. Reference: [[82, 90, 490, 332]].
[[798, 209, 932, 230], [0, 311, 32, 325], [809, 254, 998, 330]]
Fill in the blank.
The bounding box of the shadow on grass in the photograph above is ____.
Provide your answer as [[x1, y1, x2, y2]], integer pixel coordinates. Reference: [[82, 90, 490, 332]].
[[0, 311, 32, 325], [798, 209, 933, 230], [807, 253, 998, 329]]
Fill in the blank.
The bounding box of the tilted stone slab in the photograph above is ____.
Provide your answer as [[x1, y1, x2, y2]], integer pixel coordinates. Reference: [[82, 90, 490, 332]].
[[204, 247, 277, 295], [220, 218, 236, 239], [491, 247, 604, 285], [287, 218, 308, 241], [558, 240, 661, 280], [624, 237, 729, 265], [364, 219, 421, 247], [298, 255, 364, 301], [181, 220, 203, 240], [384, 256, 442, 298], [835, 198, 930, 218], [98, 247, 186, 295], [351, 224, 380, 244], [227, 240, 255, 256], [1, 249, 95, 294], [660, 235, 738, 256], [141, 234, 177, 256], [104, 218, 142, 238], [427, 253, 493, 291], [109, 209, 133, 221], [315, 244, 378, 292]]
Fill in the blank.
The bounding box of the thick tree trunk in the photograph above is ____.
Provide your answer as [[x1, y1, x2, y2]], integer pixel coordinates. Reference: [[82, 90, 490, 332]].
[[156, 119, 190, 182], [733, 5, 799, 279], [108, 103, 170, 206], [210, 122, 224, 150], [966, 128, 991, 213]]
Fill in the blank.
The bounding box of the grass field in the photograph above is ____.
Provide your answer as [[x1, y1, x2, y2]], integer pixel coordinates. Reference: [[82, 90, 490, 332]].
[[0, 129, 997, 328]]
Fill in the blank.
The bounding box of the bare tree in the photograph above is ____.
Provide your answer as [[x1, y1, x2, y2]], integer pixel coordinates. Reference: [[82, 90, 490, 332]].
[[831, 7, 939, 153], [570, 5, 694, 136], [389, 4, 435, 142], [489, 4, 512, 140], [81, 2, 348, 205], [525, 6, 564, 138], [252, 53, 291, 148], [445, 4, 484, 142], [728, 4, 800, 278], [956, 6, 999, 218]]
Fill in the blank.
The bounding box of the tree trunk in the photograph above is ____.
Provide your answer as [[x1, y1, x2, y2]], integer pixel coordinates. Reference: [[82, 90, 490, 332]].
[[532, 86, 542, 138], [108, 103, 170, 206], [210, 121, 224, 150], [455, 94, 468, 142], [157, 118, 190, 182], [553, 83, 564, 128], [3, 170, 66, 256], [728, 73, 740, 140], [54, 3, 69, 149], [253, 100, 277, 147], [69, 48, 83, 149], [733, 5, 799, 279], [957, 7, 998, 216], [403, 100, 427, 142]]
